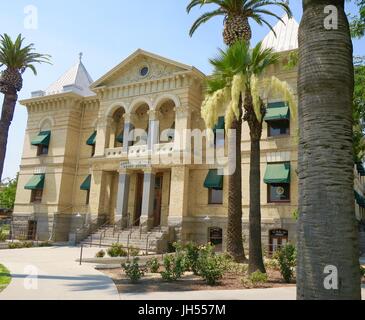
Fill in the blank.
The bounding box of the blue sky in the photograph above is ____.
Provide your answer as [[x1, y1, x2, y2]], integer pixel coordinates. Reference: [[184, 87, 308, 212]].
[[0, 0, 363, 179]]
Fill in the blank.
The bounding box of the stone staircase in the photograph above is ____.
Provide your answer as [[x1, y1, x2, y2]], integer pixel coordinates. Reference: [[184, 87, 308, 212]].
[[80, 225, 171, 254]]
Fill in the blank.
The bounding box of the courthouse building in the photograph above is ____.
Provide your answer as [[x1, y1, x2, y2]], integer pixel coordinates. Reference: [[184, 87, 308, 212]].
[[12, 16, 365, 252]]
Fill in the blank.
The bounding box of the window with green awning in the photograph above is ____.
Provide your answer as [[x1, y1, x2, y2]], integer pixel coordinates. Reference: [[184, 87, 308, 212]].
[[264, 102, 290, 122], [24, 174, 45, 190], [86, 131, 97, 146], [204, 169, 223, 190], [80, 175, 91, 191], [31, 131, 51, 146], [264, 163, 291, 184]]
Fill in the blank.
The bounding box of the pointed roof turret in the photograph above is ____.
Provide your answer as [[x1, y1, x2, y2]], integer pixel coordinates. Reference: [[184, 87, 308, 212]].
[[31, 53, 95, 98], [261, 14, 299, 53]]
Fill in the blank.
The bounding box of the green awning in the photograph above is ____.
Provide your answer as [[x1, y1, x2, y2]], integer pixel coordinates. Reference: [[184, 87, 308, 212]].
[[264, 163, 291, 184], [24, 174, 45, 190], [31, 131, 51, 146], [86, 131, 97, 146], [204, 169, 223, 190], [116, 131, 124, 144], [80, 175, 91, 191], [264, 102, 289, 122], [214, 117, 225, 132]]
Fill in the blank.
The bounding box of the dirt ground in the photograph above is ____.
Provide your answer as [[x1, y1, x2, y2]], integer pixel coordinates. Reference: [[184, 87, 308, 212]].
[[102, 267, 296, 294]]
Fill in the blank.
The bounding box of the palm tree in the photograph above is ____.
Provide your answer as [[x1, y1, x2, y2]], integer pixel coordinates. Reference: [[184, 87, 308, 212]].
[[297, 0, 361, 299], [187, 0, 292, 46], [0, 34, 50, 181], [187, 0, 292, 262], [202, 41, 296, 272]]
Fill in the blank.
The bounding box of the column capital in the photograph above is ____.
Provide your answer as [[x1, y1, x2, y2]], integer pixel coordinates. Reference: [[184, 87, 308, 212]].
[[148, 109, 160, 121], [123, 112, 135, 123], [174, 105, 191, 117], [143, 167, 157, 175]]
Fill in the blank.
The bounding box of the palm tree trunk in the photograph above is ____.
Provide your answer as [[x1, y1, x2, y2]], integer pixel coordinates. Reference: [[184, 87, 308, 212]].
[[248, 136, 266, 274], [244, 92, 266, 274], [227, 95, 246, 262], [0, 91, 17, 181], [297, 0, 361, 299]]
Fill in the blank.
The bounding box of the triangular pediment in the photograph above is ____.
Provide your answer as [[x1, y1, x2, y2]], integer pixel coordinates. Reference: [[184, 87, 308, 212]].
[[91, 49, 194, 88]]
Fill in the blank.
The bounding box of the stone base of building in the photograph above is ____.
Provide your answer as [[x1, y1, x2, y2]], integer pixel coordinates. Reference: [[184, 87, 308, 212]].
[[168, 216, 297, 253]]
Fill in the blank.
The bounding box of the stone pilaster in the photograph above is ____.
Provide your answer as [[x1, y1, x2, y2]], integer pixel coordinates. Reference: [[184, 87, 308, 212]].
[[95, 116, 113, 156]]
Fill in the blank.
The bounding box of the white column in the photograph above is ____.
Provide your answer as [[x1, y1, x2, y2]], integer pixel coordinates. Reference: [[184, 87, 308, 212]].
[[140, 168, 156, 231], [122, 113, 134, 153], [115, 169, 130, 228], [148, 110, 160, 149]]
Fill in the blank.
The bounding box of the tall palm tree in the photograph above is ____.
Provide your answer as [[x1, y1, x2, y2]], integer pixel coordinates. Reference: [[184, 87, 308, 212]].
[[202, 41, 296, 272], [297, 0, 361, 299], [187, 0, 292, 46], [0, 34, 50, 181], [188, 0, 292, 262]]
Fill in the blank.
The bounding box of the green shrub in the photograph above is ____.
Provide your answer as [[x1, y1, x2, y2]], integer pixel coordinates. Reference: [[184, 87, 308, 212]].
[[146, 257, 160, 273], [249, 271, 268, 286], [178, 242, 200, 275], [129, 246, 140, 257], [107, 243, 127, 257], [274, 244, 296, 283], [0, 233, 7, 242], [161, 254, 184, 281], [360, 266, 365, 278], [37, 241, 53, 247], [122, 258, 144, 282], [196, 244, 225, 286], [8, 241, 34, 249], [95, 250, 106, 258]]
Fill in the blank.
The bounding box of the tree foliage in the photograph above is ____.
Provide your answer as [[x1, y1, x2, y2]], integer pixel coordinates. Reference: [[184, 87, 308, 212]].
[[349, 0, 365, 38], [0, 175, 17, 209]]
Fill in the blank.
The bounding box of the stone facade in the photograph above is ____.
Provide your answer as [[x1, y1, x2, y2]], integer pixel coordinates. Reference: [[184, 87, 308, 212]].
[[12, 46, 302, 253]]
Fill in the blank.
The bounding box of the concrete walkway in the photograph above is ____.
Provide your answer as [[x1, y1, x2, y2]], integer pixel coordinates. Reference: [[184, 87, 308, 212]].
[[0, 246, 119, 300], [0, 247, 364, 300]]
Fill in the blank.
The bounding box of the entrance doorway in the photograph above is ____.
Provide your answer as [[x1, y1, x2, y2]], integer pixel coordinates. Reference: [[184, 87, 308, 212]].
[[153, 173, 163, 227], [134, 173, 144, 226], [269, 229, 288, 254]]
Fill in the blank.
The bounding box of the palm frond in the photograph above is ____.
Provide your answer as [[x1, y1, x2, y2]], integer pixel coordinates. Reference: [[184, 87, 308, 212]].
[[0, 33, 51, 74]]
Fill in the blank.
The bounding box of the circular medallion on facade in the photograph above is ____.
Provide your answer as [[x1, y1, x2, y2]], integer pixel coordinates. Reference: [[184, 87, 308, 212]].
[[139, 66, 149, 77], [276, 186, 285, 196]]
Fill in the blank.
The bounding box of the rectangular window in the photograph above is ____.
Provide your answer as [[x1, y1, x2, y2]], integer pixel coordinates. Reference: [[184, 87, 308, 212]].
[[31, 189, 43, 203], [37, 144, 49, 156], [209, 188, 223, 205], [268, 120, 290, 137], [268, 183, 290, 203]]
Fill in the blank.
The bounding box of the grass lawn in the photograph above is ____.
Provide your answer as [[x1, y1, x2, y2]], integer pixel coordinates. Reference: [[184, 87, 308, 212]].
[[0, 264, 11, 292]]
